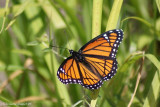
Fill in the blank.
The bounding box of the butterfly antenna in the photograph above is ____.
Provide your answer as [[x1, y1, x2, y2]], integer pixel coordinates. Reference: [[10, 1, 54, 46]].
[[50, 45, 68, 59], [50, 45, 69, 50]]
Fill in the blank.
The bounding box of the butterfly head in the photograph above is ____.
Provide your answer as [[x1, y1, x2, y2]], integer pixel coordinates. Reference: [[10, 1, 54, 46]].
[[69, 50, 74, 55]]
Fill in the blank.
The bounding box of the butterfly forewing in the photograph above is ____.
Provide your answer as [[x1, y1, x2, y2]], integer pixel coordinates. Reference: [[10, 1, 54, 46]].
[[80, 29, 123, 59]]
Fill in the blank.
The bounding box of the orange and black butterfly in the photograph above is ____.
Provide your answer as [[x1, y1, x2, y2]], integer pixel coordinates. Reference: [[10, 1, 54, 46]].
[[57, 29, 124, 89]]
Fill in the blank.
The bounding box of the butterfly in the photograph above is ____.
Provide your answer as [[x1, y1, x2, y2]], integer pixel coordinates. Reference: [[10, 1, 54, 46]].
[[57, 29, 124, 90]]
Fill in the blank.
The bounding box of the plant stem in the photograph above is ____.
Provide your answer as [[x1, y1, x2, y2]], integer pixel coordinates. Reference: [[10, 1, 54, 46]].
[[90, 0, 103, 106], [92, 0, 103, 38]]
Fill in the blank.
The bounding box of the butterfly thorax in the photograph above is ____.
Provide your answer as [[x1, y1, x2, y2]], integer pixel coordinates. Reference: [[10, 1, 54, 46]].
[[69, 50, 84, 62]]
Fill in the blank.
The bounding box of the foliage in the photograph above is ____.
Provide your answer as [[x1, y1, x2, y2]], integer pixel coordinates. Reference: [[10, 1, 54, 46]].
[[0, 0, 160, 106]]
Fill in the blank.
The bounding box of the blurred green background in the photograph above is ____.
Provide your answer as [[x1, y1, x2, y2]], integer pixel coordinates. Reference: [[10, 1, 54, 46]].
[[0, 0, 160, 107]]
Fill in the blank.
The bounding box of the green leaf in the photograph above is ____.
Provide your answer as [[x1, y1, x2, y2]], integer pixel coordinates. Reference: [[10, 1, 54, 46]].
[[0, 0, 9, 34], [122, 17, 152, 27], [5, 0, 32, 30], [108, 51, 143, 94], [145, 54, 160, 71], [7, 65, 24, 71], [143, 54, 160, 107], [44, 50, 72, 106], [156, 0, 160, 13], [92, 0, 103, 38], [0, 96, 18, 107], [90, 0, 103, 106], [27, 41, 40, 46], [12, 49, 33, 56], [42, 48, 51, 53], [106, 0, 123, 31], [143, 71, 160, 107]]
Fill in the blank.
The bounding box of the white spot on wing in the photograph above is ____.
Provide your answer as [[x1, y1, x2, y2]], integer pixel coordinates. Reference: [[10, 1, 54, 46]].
[[103, 34, 107, 37]]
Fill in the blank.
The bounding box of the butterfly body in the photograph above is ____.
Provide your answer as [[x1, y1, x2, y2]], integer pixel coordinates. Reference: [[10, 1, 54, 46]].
[[69, 50, 85, 62], [57, 29, 124, 90]]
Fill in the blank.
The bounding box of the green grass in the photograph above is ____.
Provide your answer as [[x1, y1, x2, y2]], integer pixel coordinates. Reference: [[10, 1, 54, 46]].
[[0, 0, 160, 107]]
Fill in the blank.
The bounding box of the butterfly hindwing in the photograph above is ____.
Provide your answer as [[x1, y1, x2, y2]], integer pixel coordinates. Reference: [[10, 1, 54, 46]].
[[57, 56, 118, 89], [57, 56, 103, 89], [84, 56, 118, 81], [57, 56, 81, 84]]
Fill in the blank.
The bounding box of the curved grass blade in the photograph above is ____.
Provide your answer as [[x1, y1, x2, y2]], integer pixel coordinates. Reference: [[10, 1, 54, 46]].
[[0, 0, 9, 34], [5, 0, 32, 31], [122, 17, 152, 27], [145, 54, 160, 71], [0, 96, 18, 107]]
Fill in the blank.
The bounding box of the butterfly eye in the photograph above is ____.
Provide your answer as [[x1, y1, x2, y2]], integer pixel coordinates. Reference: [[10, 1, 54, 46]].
[[69, 50, 73, 55]]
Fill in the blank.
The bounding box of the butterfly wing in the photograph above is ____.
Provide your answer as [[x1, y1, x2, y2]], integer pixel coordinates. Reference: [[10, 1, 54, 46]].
[[78, 29, 123, 88], [57, 56, 81, 84], [57, 56, 105, 89]]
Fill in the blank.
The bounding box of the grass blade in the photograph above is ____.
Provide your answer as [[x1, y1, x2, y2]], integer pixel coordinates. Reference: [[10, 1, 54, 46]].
[[145, 54, 160, 71], [156, 0, 160, 13], [143, 71, 160, 107], [5, 0, 31, 30], [92, 0, 103, 38], [0, 96, 17, 107], [106, 0, 123, 31], [143, 54, 160, 107], [0, 0, 9, 34], [90, 0, 103, 106], [122, 17, 152, 27]]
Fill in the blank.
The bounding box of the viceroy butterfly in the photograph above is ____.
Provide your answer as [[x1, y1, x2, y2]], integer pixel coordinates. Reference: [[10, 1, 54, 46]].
[[57, 29, 124, 90]]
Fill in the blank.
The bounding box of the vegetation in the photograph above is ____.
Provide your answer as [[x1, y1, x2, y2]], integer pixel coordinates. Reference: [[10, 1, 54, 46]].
[[0, 0, 160, 106]]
